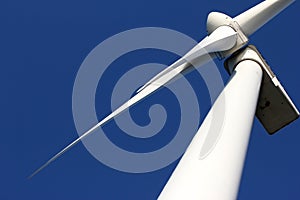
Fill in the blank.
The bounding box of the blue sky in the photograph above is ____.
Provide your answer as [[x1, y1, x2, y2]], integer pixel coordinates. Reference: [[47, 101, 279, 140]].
[[2, 0, 300, 199]]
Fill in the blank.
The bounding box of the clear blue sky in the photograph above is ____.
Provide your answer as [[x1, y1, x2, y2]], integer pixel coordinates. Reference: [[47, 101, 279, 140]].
[[2, 0, 300, 199]]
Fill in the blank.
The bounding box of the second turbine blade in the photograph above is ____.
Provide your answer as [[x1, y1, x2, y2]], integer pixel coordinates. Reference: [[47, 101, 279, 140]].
[[30, 25, 238, 178]]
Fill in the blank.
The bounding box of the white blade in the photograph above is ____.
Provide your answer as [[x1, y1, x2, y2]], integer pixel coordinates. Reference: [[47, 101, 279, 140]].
[[136, 25, 237, 93], [234, 0, 295, 36], [29, 26, 238, 178]]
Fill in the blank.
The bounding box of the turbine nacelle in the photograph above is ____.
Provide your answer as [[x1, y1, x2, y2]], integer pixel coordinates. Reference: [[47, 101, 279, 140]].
[[225, 46, 299, 134]]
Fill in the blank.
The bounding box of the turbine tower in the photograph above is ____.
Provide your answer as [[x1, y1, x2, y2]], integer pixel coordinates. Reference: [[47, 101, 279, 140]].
[[158, 1, 299, 199], [30, 1, 299, 199]]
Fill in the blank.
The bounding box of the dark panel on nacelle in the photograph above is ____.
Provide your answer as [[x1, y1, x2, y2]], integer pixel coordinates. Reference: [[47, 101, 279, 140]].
[[225, 45, 299, 134], [251, 46, 299, 134]]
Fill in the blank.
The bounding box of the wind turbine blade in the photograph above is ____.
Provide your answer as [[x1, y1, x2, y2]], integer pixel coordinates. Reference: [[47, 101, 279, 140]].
[[29, 78, 171, 178], [234, 0, 295, 36], [29, 26, 237, 178], [136, 59, 184, 93], [137, 25, 237, 93], [29, 121, 103, 178]]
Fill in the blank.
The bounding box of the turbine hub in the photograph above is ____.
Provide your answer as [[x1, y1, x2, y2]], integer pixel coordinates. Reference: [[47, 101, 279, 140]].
[[206, 11, 248, 58], [207, 12, 233, 35]]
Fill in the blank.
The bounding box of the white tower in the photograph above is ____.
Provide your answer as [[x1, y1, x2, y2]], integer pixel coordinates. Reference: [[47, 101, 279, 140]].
[[158, 0, 299, 199]]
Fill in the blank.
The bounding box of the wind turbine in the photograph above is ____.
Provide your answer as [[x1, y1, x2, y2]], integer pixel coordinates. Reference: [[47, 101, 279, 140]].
[[30, 0, 299, 199]]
